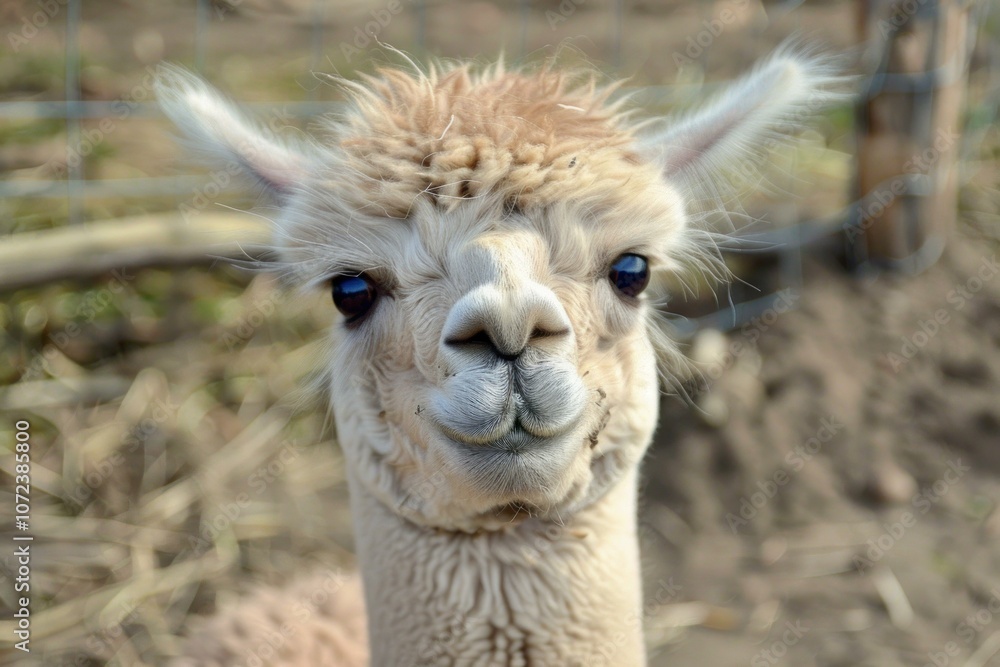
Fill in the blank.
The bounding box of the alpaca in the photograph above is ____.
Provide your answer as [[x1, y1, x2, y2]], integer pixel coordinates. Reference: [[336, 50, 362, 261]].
[[158, 47, 844, 666]]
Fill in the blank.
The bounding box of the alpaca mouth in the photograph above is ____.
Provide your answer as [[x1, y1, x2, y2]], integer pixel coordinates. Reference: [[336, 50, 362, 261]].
[[469, 424, 543, 452], [440, 419, 558, 452], [444, 426, 578, 497], [429, 405, 622, 526]]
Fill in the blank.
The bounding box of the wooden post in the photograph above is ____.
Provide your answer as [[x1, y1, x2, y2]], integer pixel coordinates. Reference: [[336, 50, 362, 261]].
[[849, 0, 971, 272]]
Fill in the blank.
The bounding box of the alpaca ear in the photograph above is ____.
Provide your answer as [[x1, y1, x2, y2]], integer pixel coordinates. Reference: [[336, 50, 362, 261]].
[[155, 64, 312, 199], [641, 46, 847, 195]]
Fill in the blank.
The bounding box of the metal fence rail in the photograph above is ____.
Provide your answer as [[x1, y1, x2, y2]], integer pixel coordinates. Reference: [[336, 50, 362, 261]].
[[0, 0, 773, 221], [1, 0, 995, 335]]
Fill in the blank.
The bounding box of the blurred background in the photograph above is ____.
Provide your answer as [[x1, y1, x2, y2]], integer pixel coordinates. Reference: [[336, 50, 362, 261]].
[[0, 0, 998, 665]]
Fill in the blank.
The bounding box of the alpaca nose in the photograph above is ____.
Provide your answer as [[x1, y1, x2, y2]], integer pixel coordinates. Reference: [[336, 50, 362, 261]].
[[442, 283, 572, 360]]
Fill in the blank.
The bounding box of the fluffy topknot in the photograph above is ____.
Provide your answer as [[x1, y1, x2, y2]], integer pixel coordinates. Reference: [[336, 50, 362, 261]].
[[323, 62, 649, 217]]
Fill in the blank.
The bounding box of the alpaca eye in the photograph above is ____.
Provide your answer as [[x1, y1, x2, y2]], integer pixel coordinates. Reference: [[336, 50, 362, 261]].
[[608, 254, 649, 298], [331, 274, 379, 322]]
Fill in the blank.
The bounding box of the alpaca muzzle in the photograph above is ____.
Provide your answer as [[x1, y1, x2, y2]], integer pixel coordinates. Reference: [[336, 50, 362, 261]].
[[429, 351, 588, 450]]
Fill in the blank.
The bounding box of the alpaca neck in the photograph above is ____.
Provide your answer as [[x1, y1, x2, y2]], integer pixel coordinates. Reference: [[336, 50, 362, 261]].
[[348, 469, 647, 666]]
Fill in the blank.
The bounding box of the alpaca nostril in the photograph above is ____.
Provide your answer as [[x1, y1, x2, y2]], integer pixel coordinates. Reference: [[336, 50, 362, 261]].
[[442, 283, 573, 362], [530, 327, 570, 341], [444, 325, 570, 360], [445, 329, 524, 360], [444, 329, 492, 348]]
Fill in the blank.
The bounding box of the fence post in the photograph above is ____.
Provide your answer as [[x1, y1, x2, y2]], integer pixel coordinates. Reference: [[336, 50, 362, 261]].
[[848, 0, 972, 273]]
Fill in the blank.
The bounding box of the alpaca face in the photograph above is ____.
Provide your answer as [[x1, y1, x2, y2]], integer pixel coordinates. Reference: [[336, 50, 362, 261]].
[[291, 185, 675, 531], [157, 48, 844, 532]]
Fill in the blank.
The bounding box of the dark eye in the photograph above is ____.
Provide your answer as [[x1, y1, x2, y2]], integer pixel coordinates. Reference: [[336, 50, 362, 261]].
[[608, 254, 649, 298], [331, 274, 379, 323]]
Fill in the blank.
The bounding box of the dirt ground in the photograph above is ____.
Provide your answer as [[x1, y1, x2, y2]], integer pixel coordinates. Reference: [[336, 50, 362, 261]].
[[640, 223, 1000, 666], [2, 1, 999, 666]]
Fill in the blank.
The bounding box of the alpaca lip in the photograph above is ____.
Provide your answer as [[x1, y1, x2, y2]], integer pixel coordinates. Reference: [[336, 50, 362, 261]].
[[449, 425, 545, 453], [488, 425, 544, 452], [445, 427, 576, 501]]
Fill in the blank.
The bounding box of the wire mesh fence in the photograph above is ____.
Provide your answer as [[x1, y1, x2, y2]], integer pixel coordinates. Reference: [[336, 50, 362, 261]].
[[0, 0, 996, 326], [0, 0, 834, 331]]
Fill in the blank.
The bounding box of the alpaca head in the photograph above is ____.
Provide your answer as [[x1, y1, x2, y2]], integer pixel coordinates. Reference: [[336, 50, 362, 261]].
[[158, 49, 843, 532]]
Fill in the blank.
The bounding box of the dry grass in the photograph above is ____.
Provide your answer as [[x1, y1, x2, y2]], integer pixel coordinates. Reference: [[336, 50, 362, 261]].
[[0, 273, 358, 666]]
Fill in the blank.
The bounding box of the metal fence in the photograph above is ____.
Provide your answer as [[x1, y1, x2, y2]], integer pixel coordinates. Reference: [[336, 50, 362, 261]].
[[1, 0, 995, 335], [1, 0, 628, 218]]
